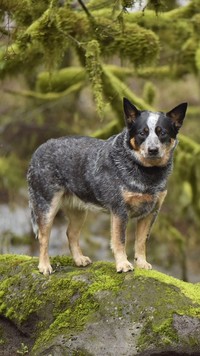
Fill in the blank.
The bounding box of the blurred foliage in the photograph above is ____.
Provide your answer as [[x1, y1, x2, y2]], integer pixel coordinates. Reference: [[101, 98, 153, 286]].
[[0, 0, 200, 277]]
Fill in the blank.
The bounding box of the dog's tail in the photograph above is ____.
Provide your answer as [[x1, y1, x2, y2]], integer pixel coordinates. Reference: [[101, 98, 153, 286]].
[[29, 199, 39, 239]]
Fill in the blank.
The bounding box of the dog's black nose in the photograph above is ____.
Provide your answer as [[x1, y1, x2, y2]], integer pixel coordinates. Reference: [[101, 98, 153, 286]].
[[148, 147, 159, 156]]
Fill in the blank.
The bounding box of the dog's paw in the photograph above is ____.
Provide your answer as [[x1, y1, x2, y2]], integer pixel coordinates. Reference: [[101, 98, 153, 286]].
[[75, 255, 92, 267], [134, 258, 152, 270], [38, 262, 53, 275], [116, 260, 134, 273]]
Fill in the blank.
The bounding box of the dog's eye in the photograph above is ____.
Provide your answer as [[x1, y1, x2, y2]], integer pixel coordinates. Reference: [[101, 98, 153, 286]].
[[138, 128, 148, 137], [157, 127, 167, 137], [160, 130, 167, 136]]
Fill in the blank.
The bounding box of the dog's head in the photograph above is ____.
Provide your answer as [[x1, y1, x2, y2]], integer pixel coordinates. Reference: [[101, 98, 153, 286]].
[[123, 98, 187, 167]]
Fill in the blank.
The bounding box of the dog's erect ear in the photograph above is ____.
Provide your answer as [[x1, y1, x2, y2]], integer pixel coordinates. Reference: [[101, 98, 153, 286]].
[[123, 98, 140, 128], [166, 103, 188, 131]]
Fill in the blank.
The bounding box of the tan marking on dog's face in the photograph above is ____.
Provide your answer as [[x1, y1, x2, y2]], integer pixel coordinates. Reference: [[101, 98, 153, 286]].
[[123, 191, 153, 207], [130, 137, 139, 151]]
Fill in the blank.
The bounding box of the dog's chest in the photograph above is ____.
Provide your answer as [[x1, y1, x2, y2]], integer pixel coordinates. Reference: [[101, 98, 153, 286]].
[[122, 190, 157, 217]]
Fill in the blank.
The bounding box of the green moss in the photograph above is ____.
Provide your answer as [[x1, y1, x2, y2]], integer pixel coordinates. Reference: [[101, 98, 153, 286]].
[[102, 66, 154, 126], [134, 268, 200, 304], [36, 67, 86, 93], [0, 255, 123, 353], [103, 23, 159, 66], [133, 269, 200, 351], [31, 260, 124, 352], [1, 255, 200, 354], [85, 40, 104, 117], [138, 318, 179, 351]]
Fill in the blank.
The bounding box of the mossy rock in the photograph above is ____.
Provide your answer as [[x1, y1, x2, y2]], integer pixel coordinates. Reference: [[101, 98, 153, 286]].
[[0, 254, 200, 355]]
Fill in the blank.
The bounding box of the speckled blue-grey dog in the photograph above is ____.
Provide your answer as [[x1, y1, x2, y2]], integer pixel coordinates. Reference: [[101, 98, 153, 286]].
[[27, 98, 187, 275]]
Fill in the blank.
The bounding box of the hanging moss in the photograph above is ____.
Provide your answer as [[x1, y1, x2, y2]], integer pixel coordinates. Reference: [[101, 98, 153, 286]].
[[85, 40, 104, 117]]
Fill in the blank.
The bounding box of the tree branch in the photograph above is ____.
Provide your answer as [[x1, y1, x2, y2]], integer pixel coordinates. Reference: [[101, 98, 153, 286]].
[[78, 0, 93, 19]]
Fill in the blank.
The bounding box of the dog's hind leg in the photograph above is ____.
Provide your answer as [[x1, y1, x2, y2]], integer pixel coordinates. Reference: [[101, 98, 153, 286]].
[[66, 209, 92, 267], [111, 213, 133, 273], [37, 191, 63, 275]]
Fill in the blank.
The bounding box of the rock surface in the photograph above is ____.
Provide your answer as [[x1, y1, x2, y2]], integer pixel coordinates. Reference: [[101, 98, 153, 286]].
[[0, 254, 200, 355]]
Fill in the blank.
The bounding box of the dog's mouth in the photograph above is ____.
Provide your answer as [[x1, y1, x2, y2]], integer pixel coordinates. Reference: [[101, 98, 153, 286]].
[[143, 150, 163, 160], [146, 154, 162, 160]]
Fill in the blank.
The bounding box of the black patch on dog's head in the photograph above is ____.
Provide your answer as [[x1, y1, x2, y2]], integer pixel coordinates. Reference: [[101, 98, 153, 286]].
[[123, 98, 139, 129], [156, 113, 177, 141], [123, 98, 149, 142], [166, 102, 188, 133]]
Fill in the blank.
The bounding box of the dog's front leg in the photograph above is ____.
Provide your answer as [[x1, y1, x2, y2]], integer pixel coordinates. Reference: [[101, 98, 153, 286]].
[[134, 190, 167, 270], [111, 213, 133, 273], [134, 213, 156, 270]]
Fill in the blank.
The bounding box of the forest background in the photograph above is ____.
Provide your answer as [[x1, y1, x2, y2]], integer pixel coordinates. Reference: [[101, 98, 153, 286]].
[[0, 0, 200, 282]]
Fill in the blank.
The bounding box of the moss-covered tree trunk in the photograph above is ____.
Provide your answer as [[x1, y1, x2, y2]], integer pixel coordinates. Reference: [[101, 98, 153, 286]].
[[0, 255, 200, 355]]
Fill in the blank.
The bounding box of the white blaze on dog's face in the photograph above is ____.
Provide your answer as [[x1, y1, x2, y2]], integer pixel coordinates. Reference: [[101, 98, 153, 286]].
[[123, 98, 188, 167], [141, 113, 162, 160]]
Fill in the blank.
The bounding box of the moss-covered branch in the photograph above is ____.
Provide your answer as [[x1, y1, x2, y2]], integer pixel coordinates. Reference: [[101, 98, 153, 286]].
[[102, 66, 154, 125], [6, 82, 85, 101], [0, 0, 160, 76], [36, 67, 86, 93]]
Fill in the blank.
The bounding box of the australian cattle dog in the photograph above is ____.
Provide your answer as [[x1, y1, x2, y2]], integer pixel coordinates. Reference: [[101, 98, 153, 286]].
[[27, 98, 187, 275]]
